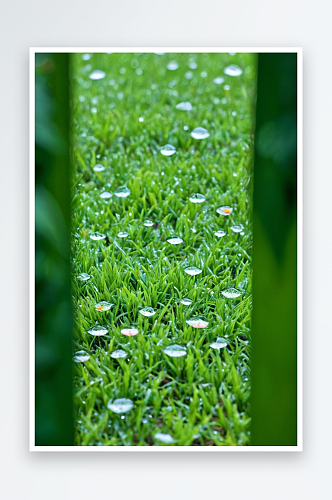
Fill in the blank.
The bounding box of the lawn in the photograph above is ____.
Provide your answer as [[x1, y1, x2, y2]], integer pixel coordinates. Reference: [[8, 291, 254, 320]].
[[71, 52, 256, 446]]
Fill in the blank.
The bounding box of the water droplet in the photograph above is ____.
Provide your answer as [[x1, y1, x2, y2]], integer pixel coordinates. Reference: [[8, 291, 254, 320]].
[[189, 193, 206, 203], [184, 266, 202, 276], [77, 273, 90, 281], [233, 172, 238, 177], [139, 307, 156, 317], [121, 327, 139, 336], [167, 237, 183, 245], [213, 76, 224, 85], [89, 69, 106, 80], [160, 144, 176, 156], [100, 191, 112, 199], [110, 349, 127, 359], [214, 230, 226, 238], [139, 116, 144, 122], [90, 232, 106, 240], [167, 61, 179, 71], [114, 186, 131, 198], [180, 298, 192, 305], [191, 127, 210, 140], [143, 219, 154, 227], [154, 52, 165, 56], [185, 71, 194, 79], [163, 344, 187, 357], [224, 65, 243, 77], [176, 101, 192, 111], [221, 287, 241, 299], [186, 317, 209, 328], [107, 398, 134, 414], [231, 225, 244, 233], [118, 231, 129, 238], [183, 125, 189, 131], [82, 54, 91, 61], [229, 52, 236, 56], [88, 326, 108, 336], [216, 206, 232, 216], [223, 85, 231, 91], [93, 164, 105, 172], [95, 301, 113, 311], [201, 71, 207, 78], [73, 350, 90, 362], [210, 337, 228, 349], [154, 432, 175, 444]]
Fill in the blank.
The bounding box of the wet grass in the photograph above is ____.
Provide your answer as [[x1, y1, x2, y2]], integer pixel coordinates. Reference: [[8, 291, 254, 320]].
[[71, 52, 256, 446]]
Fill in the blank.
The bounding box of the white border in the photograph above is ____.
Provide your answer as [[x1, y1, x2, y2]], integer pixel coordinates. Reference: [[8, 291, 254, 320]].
[[29, 47, 303, 452]]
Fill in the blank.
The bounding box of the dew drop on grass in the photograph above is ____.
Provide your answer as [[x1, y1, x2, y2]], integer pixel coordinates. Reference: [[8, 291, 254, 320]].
[[139, 307, 156, 317], [73, 350, 90, 362], [95, 301, 113, 311], [139, 116, 144, 122], [88, 326, 108, 336], [93, 164, 105, 172], [114, 186, 131, 198], [176, 101, 192, 111], [210, 337, 228, 349], [100, 191, 112, 199], [107, 398, 134, 414], [186, 317, 209, 328], [224, 64, 243, 77], [82, 54, 91, 61], [160, 144, 176, 156], [89, 69, 106, 80], [121, 327, 139, 336], [221, 287, 241, 299], [110, 349, 127, 359], [143, 219, 154, 227], [167, 61, 179, 71], [77, 273, 90, 281], [184, 266, 202, 276], [191, 127, 210, 140], [213, 76, 224, 85], [154, 432, 175, 444], [180, 298, 193, 305], [90, 232, 106, 240], [214, 229, 226, 238], [167, 237, 183, 245], [216, 206, 232, 216], [163, 344, 187, 357], [189, 193, 206, 203], [118, 231, 129, 238], [231, 225, 244, 233]]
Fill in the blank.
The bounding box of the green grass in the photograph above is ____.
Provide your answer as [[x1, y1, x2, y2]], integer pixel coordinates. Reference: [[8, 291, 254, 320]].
[[71, 52, 256, 446]]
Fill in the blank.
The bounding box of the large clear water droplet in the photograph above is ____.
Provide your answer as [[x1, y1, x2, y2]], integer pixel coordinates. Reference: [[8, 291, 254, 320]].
[[224, 65, 243, 77], [221, 287, 241, 299], [167, 61, 179, 71], [213, 76, 224, 85], [184, 266, 202, 276], [110, 349, 127, 359], [154, 432, 175, 444], [93, 164, 105, 172], [121, 327, 139, 336], [89, 69, 106, 80], [100, 191, 112, 199], [139, 307, 156, 317], [88, 326, 108, 336], [191, 127, 210, 140], [180, 298, 193, 305], [210, 337, 228, 349], [160, 144, 176, 156], [90, 232, 106, 240], [107, 398, 134, 414], [214, 229, 226, 238], [167, 237, 183, 245], [114, 186, 131, 198], [143, 219, 154, 227], [176, 101, 192, 111], [163, 344, 187, 357], [189, 193, 206, 203], [77, 273, 90, 281], [216, 206, 232, 216], [231, 225, 244, 233], [73, 350, 90, 362], [118, 231, 129, 238], [95, 301, 113, 311], [186, 317, 209, 328]]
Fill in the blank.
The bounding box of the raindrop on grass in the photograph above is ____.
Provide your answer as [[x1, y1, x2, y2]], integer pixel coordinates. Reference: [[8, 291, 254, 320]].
[[186, 317, 209, 328], [89, 69, 106, 80], [176, 101, 192, 111], [216, 206, 232, 216], [139, 307, 156, 317], [184, 266, 202, 276], [143, 219, 154, 227], [154, 433, 175, 444], [185, 71, 194, 79], [163, 344, 187, 357], [224, 64, 243, 77], [160, 144, 176, 156], [189, 193, 206, 203], [231, 225, 244, 233], [93, 164, 105, 172], [214, 229, 226, 238], [191, 127, 210, 140], [77, 273, 90, 281], [213, 76, 224, 85], [95, 301, 113, 311], [139, 116, 144, 122], [114, 186, 131, 198], [180, 298, 193, 305], [73, 350, 90, 362], [210, 337, 228, 349], [82, 54, 91, 61], [90, 232, 106, 240], [167, 237, 183, 245], [221, 287, 241, 299], [167, 61, 179, 71], [88, 326, 108, 336], [118, 231, 129, 238], [107, 398, 134, 414], [121, 327, 139, 336], [110, 349, 127, 359], [100, 191, 112, 199]]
